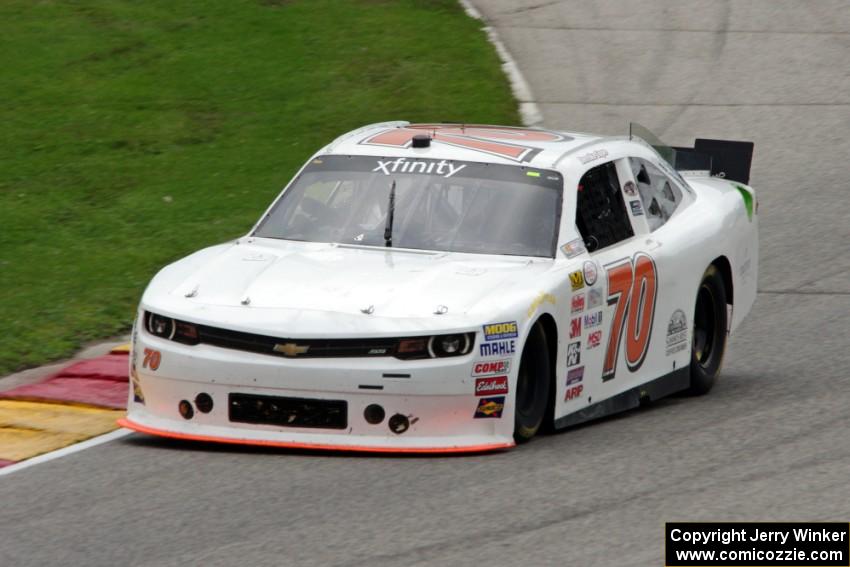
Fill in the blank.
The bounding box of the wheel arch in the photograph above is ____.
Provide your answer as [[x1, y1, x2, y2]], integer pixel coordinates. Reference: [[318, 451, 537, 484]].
[[532, 313, 559, 430], [710, 255, 734, 305]]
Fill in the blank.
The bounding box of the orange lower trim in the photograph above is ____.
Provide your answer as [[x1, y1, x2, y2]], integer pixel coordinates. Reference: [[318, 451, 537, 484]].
[[117, 418, 514, 454]]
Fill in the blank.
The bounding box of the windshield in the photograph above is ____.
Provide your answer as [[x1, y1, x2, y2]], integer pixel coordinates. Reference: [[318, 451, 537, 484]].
[[253, 155, 563, 257]]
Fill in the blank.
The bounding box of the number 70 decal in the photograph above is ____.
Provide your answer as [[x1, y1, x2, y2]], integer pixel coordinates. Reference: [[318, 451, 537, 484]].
[[603, 253, 658, 381]]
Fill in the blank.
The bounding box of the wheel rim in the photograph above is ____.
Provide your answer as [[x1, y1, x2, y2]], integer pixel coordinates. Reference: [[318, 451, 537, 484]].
[[693, 284, 717, 368]]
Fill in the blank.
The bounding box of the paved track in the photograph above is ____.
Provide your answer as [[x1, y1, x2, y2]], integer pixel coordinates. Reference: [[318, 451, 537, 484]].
[[2, 2, 849, 565]]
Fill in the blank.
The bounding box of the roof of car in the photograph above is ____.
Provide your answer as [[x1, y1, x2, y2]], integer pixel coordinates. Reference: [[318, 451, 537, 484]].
[[321, 121, 608, 170]]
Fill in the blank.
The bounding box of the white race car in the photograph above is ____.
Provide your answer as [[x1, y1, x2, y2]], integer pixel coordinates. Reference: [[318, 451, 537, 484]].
[[120, 122, 758, 453]]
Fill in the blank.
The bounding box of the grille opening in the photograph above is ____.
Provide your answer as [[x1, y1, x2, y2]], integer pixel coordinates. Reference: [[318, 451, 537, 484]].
[[228, 393, 347, 430]]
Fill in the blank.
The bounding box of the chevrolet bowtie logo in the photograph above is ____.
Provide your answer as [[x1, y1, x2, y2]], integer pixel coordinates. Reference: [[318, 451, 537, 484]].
[[273, 343, 310, 357]]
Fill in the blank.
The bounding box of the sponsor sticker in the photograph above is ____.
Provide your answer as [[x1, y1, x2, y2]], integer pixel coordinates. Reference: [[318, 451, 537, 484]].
[[566, 341, 581, 367], [583, 310, 603, 329], [142, 348, 161, 371], [569, 270, 585, 291], [474, 396, 505, 419], [587, 330, 602, 349], [623, 180, 637, 197], [630, 200, 644, 216], [475, 376, 509, 396], [373, 158, 466, 179], [587, 288, 603, 309], [472, 359, 511, 377], [578, 149, 609, 164], [130, 366, 144, 404], [583, 261, 598, 286], [561, 238, 587, 259], [571, 293, 585, 314], [483, 321, 518, 341], [566, 366, 584, 386], [564, 384, 584, 401], [666, 309, 688, 356], [480, 340, 516, 357], [569, 317, 582, 339]]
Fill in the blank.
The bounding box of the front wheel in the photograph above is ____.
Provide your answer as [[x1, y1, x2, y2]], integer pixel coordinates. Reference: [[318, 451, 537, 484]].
[[514, 323, 551, 443], [686, 265, 728, 395]]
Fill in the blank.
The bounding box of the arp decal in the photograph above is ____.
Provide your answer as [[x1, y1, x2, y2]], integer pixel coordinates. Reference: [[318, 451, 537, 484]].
[[142, 348, 161, 371], [583, 310, 603, 329], [564, 384, 584, 401], [583, 261, 598, 286], [566, 366, 584, 385], [475, 376, 509, 396], [569, 270, 585, 291], [566, 341, 581, 367], [472, 359, 511, 377], [569, 317, 582, 339], [629, 200, 644, 216], [361, 125, 567, 163], [603, 253, 658, 380], [474, 396, 505, 419], [571, 294, 585, 314], [480, 340, 515, 357], [666, 309, 688, 356], [587, 330, 602, 349], [483, 321, 518, 341]]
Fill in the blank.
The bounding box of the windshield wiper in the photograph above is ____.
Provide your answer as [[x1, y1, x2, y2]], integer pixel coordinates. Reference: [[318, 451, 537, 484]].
[[384, 179, 396, 248]]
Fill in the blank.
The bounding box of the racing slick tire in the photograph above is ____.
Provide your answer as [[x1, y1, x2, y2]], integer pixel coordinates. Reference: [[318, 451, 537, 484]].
[[514, 323, 551, 443], [686, 264, 728, 395]]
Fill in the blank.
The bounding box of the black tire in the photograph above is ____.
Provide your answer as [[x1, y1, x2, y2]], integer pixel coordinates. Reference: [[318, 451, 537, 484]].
[[514, 323, 551, 443], [687, 265, 728, 395]]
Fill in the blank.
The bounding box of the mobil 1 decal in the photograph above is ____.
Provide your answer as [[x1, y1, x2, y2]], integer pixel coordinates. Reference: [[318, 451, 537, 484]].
[[603, 252, 658, 381]]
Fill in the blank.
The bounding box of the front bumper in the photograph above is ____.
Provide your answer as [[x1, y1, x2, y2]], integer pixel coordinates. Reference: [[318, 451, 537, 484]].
[[123, 334, 516, 453]]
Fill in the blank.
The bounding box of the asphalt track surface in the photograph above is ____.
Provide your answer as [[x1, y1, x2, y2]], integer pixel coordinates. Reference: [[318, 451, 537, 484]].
[[2, 2, 849, 566]]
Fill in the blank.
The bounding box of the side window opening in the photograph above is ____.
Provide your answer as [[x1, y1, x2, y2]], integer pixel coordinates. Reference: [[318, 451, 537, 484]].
[[575, 161, 634, 252], [630, 158, 683, 231]]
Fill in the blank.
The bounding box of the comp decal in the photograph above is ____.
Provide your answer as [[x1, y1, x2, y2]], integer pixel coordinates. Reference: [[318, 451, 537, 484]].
[[361, 125, 568, 163], [602, 253, 658, 380], [474, 396, 505, 419], [471, 359, 511, 377], [475, 376, 509, 396]]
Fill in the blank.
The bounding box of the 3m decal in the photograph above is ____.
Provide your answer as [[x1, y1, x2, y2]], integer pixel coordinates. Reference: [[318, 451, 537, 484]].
[[571, 294, 585, 314], [629, 200, 644, 216], [583, 310, 603, 329], [587, 330, 602, 349], [566, 341, 581, 367], [623, 181, 637, 197], [561, 238, 587, 259], [483, 321, 518, 341], [564, 384, 584, 401], [569, 317, 582, 339], [583, 261, 598, 286], [472, 359, 511, 377], [361, 125, 566, 163], [666, 309, 688, 356], [474, 396, 505, 419], [588, 288, 603, 309], [569, 270, 585, 291], [480, 340, 515, 357], [142, 348, 161, 371], [603, 253, 658, 380], [566, 366, 584, 385], [475, 376, 509, 396]]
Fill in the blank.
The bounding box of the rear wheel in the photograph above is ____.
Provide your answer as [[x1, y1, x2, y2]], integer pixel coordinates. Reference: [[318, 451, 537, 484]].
[[687, 265, 728, 395], [514, 324, 551, 443]]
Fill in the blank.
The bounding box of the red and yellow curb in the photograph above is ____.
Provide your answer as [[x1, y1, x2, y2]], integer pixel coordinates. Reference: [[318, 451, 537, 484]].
[[0, 344, 131, 468]]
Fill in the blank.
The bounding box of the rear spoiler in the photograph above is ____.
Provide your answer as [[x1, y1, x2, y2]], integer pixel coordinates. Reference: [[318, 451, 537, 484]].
[[671, 139, 755, 185]]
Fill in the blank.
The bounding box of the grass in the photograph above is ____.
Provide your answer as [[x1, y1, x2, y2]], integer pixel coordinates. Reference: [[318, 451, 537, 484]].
[[0, 0, 519, 375]]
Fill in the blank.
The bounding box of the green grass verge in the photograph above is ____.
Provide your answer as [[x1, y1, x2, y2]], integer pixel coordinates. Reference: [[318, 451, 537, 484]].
[[0, 0, 518, 375]]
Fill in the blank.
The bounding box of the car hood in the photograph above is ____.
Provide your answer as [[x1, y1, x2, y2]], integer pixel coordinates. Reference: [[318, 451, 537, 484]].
[[150, 239, 555, 322]]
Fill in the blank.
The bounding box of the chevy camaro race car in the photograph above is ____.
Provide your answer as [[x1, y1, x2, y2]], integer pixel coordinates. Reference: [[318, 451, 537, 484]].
[[119, 122, 758, 453]]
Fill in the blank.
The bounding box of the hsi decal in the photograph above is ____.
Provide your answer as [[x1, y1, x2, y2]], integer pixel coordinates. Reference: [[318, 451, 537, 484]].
[[373, 158, 466, 179], [483, 321, 518, 341], [571, 294, 585, 314], [565, 384, 584, 401], [566, 366, 584, 385], [583, 261, 598, 286], [583, 310, 603, 329], [629, 200, 644, 216], [603, 253, 658, 380], [474, 396, 505, 418], [569, 317, 582, 339], [587, 330, 602, 349], [480, 340, 515, 357], [472, 359, 511, 377], [566, 341, 581, 367], [475, 376, 509, 396], [666, 309, 688, 356], [569, 270, 585, 291]]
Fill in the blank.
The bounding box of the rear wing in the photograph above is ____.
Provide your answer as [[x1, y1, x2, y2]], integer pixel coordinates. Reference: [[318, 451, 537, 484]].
[[629, 123, 755, 184]]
